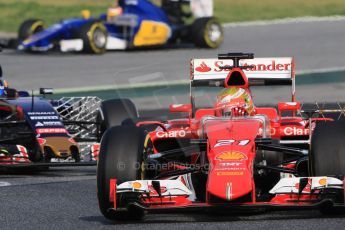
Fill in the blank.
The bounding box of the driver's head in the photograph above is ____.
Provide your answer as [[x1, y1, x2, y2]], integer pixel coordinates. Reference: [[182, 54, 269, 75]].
[[0, 79, 8, 97], [107, 0, 123, 21], [216, 87, 255, 117]]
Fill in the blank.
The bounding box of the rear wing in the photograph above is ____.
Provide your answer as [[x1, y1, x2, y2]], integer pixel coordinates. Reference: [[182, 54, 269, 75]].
[[191, 58, 294, 84], [190, 57, 296, 101]]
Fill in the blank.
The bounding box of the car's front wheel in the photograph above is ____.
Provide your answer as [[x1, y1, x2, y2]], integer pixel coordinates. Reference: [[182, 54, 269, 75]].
[[97, 126, 146, 221], [18, 19, 45, 42], [311, 120, 345, 214], [311, 120, 345, 176], [79, 21, 108, 54]]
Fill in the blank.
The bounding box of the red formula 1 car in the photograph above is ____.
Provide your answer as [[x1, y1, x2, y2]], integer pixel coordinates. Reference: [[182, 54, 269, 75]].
[[97, 53, 345, 220]]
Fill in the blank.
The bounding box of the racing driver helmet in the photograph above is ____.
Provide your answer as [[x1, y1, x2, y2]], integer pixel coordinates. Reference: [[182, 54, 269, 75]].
[[0, 78, 8, 97], [107, 0, 123, 22], [216, 87, 255, 117]]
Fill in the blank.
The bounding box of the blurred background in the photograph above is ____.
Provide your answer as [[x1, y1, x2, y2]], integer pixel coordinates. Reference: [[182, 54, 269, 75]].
[[1, 0, 345, 32], [0, 0, 345, 111]]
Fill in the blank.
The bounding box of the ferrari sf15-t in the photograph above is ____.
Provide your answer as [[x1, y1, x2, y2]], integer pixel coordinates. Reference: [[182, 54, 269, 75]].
[[97, 53, 345, 220]]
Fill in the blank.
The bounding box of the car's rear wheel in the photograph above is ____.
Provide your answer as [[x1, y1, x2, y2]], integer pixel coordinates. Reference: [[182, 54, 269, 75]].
[[79, 21, 108, 54], [97, 99, 138, 140], [192, 17, 224, 48], [97, 126, 146, 221], [18, 19, 45, 42]]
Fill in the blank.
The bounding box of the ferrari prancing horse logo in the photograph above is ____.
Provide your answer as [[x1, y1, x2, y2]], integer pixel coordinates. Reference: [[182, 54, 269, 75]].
[[216, 151, 248, 161]]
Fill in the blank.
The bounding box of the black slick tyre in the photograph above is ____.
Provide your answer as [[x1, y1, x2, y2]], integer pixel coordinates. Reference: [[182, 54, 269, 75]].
[[192, 17, 224, 48], [97, 99, 138, 139], [18, 19, 45, 42], [79, 21, 108, 54], [97, 126, 146, 220]]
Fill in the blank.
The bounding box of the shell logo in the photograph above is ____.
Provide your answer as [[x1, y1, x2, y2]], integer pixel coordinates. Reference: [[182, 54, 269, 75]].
[[216, 151, 248, 161]]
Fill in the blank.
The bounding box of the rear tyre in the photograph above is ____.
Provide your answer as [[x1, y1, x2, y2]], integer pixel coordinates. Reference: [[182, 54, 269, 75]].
[[97, 126, 146, 221], [18, 19, 45, 42], [192, 17, 224, 48], [79, 21, 108, 54], [97, 99, 138, 140]]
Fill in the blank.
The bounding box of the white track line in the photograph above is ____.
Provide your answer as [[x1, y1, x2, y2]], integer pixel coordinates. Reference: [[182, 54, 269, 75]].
[[52, 67, 345, 94], [297, 67, 345, 75], [0, 181, 11, 187], [53, 79, 190, 94], [223, 16, 345, 28]]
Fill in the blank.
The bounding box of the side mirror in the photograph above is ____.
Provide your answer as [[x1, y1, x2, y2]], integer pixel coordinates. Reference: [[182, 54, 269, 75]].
[[169, 104, 192, 113], [18, 91, 30, 97], [278, 102, 301, 115], [40, 88, 53, 95]]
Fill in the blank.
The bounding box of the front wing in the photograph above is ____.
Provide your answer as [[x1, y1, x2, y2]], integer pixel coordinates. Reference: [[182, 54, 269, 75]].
[[108, 176, 345, 213]]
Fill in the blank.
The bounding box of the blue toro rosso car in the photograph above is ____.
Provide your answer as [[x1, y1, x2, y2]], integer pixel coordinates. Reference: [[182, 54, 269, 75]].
[[0, 62, 145, 168], [17, 0, 224, 54], [0, 63, 104, 168]]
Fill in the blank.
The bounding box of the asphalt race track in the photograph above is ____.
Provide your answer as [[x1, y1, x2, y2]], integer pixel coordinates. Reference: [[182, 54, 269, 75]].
[[2, 166, 345, 230], [1, 18, 345, 229]]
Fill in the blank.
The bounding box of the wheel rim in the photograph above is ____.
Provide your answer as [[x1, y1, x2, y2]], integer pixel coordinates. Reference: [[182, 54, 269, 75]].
[[33, 26, 44, 34], [208, 23, 222, 43], [93, 28, 106, 48]]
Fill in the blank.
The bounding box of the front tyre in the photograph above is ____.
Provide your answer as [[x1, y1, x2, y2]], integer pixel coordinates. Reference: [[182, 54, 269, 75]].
[[311, 120, 345, 214], [192, 17, 224, 48], [79, 21, 108, 54], [97, 126, 146, 221], [18, 19, 45, 42], [311, 120, 345, 176]]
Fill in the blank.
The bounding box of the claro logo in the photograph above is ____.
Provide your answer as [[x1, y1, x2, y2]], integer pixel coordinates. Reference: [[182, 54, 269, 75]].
[[156, 130, 187, 138], [283, 127, 310, 136]]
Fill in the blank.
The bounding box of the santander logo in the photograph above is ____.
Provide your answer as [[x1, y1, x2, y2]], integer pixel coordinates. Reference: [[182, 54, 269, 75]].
[[242, 61, 291, 71], [195, 62, 211, 72], [214, 60, 291, 72]]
